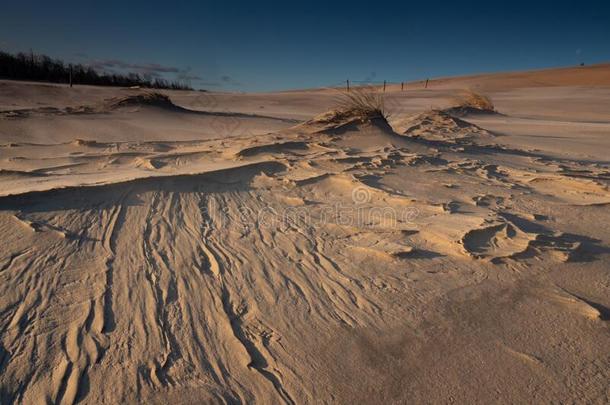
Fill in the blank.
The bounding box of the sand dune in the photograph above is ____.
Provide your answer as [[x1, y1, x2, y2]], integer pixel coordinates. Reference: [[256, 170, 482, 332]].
[[1, 65, 609, 404]]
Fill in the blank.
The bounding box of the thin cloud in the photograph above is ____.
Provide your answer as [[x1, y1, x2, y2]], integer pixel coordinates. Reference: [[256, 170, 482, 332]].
[[88, 59, 181, 75], [87, 58, 236, 87], [86, 58, 206, 85], [197, 75, 242, 88], [219, 75, 242, 86], [198, 81, 222, 87], [177, 67, 203, 82]]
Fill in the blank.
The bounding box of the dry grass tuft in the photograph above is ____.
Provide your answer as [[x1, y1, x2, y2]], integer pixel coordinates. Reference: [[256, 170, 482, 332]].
[[303, 86, 396, 131], [307, 87, 388, 128], [108, 92, 174, 109], [336, 87, 387, 120], [452, 89, 495, 112]]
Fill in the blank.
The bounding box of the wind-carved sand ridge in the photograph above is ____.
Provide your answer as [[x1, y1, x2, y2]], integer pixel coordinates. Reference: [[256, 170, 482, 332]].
[[1, 69, 609, 404]]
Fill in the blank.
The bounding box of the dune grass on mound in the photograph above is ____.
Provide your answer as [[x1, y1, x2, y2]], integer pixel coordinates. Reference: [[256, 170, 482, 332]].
[[107, 92, 176, 109], [307, 88, 389, 128], [447, 89, 495, 115], [338, 88, 387, 120]]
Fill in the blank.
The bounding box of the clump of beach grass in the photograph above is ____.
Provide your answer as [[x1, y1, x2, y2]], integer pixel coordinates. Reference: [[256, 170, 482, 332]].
[[338, 87, 387, 120], [108, 91, 175, 109], [452, 89, 495, 112]]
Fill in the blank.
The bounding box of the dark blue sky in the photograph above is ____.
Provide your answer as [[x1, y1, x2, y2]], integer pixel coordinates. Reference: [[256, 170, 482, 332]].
[[1, 1, 608, 91]]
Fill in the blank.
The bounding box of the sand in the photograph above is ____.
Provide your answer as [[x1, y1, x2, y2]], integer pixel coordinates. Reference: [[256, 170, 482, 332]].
[[0, 64, 609, 404]]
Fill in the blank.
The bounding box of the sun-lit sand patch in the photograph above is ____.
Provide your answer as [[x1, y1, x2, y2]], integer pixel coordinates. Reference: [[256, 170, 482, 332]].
[[1, 65, 609, 404]]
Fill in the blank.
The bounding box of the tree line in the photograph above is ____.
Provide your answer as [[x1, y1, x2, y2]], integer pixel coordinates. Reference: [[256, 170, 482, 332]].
[[0, 50, 193, 90]]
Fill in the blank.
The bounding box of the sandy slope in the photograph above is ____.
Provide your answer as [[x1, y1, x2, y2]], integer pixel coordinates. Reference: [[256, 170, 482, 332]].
[[0, 65, 609, 404]]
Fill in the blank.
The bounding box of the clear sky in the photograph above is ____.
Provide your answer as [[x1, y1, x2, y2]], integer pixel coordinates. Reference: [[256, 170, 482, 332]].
[[1, 0, 608, 91]]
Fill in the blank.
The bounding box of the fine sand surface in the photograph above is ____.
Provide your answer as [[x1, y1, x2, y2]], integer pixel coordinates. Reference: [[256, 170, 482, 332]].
[[0, 64, 609, 404]]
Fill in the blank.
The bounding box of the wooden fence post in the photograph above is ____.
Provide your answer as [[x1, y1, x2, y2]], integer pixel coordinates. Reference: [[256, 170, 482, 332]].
[[425, 78, 429, 89], [69, 65, 73, 88], [347, 79, 350, 92], [383, 80, 386, 92], [401, 82, 404, 91]]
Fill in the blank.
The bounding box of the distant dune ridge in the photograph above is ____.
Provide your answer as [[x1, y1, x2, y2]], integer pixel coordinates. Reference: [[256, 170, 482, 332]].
[[0, 64, 609, 404]]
